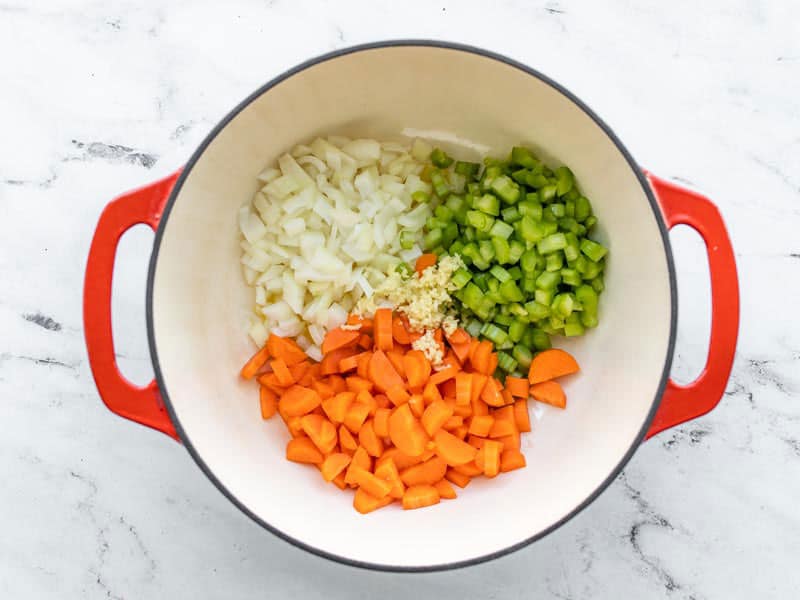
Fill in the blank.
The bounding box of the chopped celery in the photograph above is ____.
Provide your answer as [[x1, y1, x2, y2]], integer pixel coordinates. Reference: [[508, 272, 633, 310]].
[[511, 146, 538, 168], [492, 237, 511, 264], [508, 320, 526, 342], [555, 166, 574, 196], [507, 266, 522, 280], [497, 351, 518, 373], [490, 175, 521, 204], [581, 239, 608, 262], [490, 265, 512, 282], [430, 148, 454, 168], [512, 344, 533, 369], [538, 233, 567, 254], [475, 193, 501, 216], [545, 252, 564, 272], [454, 160, 480, 178], [411, 190, 430, 204], [451, 268, 472, 289], [489, 220, 514, 239], [399, 230, 416, 249], [481, 322, 508, 345], [466, 210, 495, 232], [430, 170, 450, 198], [395, 262, 412, 277]]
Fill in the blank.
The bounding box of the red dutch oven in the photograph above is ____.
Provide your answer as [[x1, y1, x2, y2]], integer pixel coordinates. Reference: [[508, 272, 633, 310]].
[[83, 41, 739, 571]]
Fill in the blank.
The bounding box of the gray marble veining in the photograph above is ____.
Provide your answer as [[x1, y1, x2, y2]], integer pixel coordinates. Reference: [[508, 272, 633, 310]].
[[1, 1, 798, 598]]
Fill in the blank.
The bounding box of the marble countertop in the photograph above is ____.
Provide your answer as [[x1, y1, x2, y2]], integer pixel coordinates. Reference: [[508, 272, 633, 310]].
[[2, 1, 798, 598]]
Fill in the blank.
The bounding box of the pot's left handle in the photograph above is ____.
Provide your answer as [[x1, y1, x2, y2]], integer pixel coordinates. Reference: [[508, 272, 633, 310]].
[[83, 171, 182, 441]]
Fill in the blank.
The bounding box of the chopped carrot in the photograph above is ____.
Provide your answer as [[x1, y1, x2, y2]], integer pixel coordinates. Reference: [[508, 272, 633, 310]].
[[345, 447, 373, 486], [358, 419, 384, 457], [240, 346, 270, 379], [286, 437, 323, 464], [408, 393, 425, 418], [470, 340, 493, 375], [468, 414, 494, 437], [374, 394, 391, 409], [455, 372, 472, 406], [265, 335, 308, 365], [367, 350, 404, 392], [374, 458, 405, 499], [480, 378, 505, 407], [489, 406, 516, 439], [343, 401, 371, 433], [320, 453, 351, 482], [402, 484, 440, 510], [500, 449, 527, 472], [287, 360, 310, 383], [386, 385, 410, 407], [321, 392, 354, 424], [453, 402, 472, 418], [452, 461, 482, 477], [297, 362, 319, 386], [422, 380, 443, 405], [414, 253, 437, 276], [421, 400, 453, 437], [321, 328, 360, 355], [430, 364, 459, 386], [504, 376, 530, 398], [528, 348, 580, 384], [434, 478, 457, 500], [373, 408, 391, 438], [373, 308, 394, 352], [353, 487, 393, 514], [443, 415, 463, 430], [257, 372, 287, 395], [501, 389, 515, 406], [467, 435, 485, 450], [320, 347, 357, 376], [471, 394, 490, 417], [449, 340, 472, 365], [356, 389, 377, 416], [259, 386, 278, 419], [470, 373, 487, 404], [403, 350, 431, 388], [285, 416, 304, 438], [377, 447, 423, 471], [514, 399, 532, 432], [392, 316, 411, 345], [357, 334, 373, 350], [350, 465, 392, 498], [346, 314, 372, 331], [433, 429, 478, 467], [339, 425, 358, 455], [453, 424, 469, 440], [310, 378, 335, 399], [475, 439, 502, 478], [386, 351, 406, 377], [332, 471, 347, 490], [487, 352, 498, 376], [339, 352, 366, 373], [279, 385, 322, 417], [328, 374, 346, 394], [345, 376, 373, 394], [388, 403, 429, 457], [356, 351, 372, 379], [300, 414, 337, 454], [400, 456, 447, 486], [444, 469, 471, 488], [496, 430, 521, 451], [530, 380, 567, 408]]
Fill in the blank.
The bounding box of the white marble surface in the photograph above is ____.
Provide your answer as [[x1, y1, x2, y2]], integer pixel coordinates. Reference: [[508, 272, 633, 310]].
[[1, 1, 798, 597]]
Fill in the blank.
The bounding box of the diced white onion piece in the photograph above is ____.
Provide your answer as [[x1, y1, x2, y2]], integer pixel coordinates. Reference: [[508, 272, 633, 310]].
[[248, 319, 269, 347], [411, 138, 433, 161], [242, 137, 431, 351]]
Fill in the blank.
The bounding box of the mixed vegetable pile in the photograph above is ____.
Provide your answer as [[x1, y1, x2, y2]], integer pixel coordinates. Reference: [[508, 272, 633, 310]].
[[238, 137, 608, 513]]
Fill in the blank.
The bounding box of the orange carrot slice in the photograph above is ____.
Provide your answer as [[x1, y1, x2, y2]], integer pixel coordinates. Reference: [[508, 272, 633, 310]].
[[444, 468, 471, 488], [353, 487, 393, 514], [403, 350, 431, 388], [528, 348, 580, 384], [320, 453, 351, 482], [240, 346, 270, 379], [300, 414, 337, 454], [433, 429, 478, 466], [321, 391, 355, 424], [279, 385, 322, 417], [513, 399, 532, 432], [367, 350, 404, 392], [286, 437, 323, 464], [500, 448, 527, 472], [402, 484, 440, 510], [267, 335, 307, 366], [434, 478, 457, 499], [530, 380, 567, 408], [373, 308, 394, 352], [388, 403, 429, 457], [414, 253, 437, 276], [259, 386, 278, 419]]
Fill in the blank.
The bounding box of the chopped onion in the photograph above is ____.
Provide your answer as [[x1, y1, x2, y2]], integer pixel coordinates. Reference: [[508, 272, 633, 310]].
[[241, 137, 430, 348]]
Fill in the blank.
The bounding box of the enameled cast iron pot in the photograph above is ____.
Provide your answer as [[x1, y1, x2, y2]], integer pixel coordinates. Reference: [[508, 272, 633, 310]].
[[83, 41, 739, 571]]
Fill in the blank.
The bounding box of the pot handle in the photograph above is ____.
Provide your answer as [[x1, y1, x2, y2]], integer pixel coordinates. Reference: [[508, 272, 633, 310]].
[[644, 173, 739, 439], [83, 171, 182, 441]]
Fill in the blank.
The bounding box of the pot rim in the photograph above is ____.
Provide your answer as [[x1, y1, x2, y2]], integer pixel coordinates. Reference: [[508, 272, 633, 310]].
[[145, 39, 678, 573]]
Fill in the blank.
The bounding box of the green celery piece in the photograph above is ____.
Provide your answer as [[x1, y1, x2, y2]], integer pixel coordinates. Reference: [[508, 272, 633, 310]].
[[537, 232, 568, 254], [511, 146, 538, 168], [490, 175, 521, 204], [555, 166, 574, 196], [489, 220, 514, 239], [581, 239, 608, 262], [430, 147, 454, 168], [492, 237, 511, 264]]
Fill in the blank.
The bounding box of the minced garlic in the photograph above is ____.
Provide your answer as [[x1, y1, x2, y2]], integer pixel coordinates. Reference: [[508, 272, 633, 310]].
[[411, 329, 444, 366], [356, 255, 464, 332]]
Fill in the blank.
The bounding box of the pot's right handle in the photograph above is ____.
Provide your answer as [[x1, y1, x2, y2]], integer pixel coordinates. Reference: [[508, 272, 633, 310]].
[[644, 173, 739, 439]]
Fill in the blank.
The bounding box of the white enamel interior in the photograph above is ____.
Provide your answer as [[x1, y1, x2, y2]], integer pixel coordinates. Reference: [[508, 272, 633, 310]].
[[150, 45, 673, 568]]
